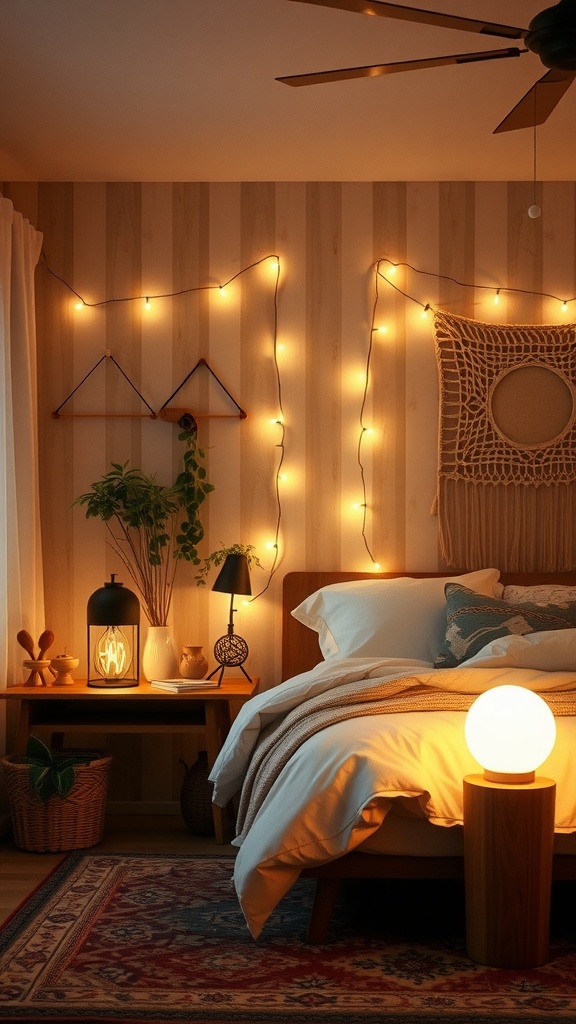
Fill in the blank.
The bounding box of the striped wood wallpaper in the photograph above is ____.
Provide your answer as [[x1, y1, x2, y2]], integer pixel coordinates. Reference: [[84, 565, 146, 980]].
[[2, 180, 576, 805]]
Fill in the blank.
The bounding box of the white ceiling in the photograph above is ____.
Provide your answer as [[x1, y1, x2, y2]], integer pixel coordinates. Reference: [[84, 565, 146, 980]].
[[2, 0, 575, 181]]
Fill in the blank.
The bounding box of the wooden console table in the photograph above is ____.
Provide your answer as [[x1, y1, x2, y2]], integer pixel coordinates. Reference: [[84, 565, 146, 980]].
[[0, 677, 259, 844]]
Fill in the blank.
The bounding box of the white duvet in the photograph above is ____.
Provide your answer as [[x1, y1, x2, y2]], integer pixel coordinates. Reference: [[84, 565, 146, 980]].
[[209, 657, 576, 938]]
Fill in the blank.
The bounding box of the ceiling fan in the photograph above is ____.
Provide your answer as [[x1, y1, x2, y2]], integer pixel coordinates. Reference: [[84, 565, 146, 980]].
[[277, 0, 576, 133]]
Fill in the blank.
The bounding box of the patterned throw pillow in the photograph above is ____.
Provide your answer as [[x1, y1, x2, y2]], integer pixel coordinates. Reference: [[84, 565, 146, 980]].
[[434, 583, 576, 668]]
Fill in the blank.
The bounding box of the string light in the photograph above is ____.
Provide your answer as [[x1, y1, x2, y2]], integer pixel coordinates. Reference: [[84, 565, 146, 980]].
[[375, 257, 576, 312], [42, 251, 283, 600], [41, 252, 279, 309], [251, 257, 283, 600], [355, 258, 383, 570]]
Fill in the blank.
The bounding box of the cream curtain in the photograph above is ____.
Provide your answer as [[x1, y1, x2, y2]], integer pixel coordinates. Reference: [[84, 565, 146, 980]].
[[0, 197, 44, 754]]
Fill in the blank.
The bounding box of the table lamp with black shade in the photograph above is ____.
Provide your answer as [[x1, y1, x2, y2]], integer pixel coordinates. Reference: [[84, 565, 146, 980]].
[[207, 553, 252, 685], [87, 574, 140, 687]]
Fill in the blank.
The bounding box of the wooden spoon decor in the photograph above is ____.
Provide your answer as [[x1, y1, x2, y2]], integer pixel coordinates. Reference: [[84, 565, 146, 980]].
[[16, 627, 57, 686], [16, 629, 36, 658], [38, 629, 55, 659]]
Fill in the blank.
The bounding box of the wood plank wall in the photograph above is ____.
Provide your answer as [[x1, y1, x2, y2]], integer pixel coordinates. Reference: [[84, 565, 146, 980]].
[[2, 180, 576, 805]]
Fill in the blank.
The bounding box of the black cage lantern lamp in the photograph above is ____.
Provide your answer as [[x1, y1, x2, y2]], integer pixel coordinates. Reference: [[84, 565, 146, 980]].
[[87, 574, 140, 687], [207, 554, 252, 685]]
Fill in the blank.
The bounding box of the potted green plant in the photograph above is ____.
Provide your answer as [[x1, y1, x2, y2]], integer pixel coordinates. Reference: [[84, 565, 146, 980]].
[[74, 426, 214, 627], [194, 542, 262, 585], [1, 736, 113, 852]]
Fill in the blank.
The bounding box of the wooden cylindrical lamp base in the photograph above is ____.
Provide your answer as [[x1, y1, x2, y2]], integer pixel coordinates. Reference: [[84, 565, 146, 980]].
[[463, 774, 556, 969]]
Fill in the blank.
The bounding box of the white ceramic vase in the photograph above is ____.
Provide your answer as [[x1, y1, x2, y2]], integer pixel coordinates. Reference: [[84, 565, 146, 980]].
[[142, 626, 179, 681]]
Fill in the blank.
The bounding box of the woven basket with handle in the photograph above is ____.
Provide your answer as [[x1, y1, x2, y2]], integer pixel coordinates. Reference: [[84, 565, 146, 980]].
[[1, 749, 112, 852]]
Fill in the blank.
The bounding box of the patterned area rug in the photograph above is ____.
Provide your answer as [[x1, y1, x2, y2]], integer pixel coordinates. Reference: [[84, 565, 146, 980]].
[[1, 853, 575, 1024]]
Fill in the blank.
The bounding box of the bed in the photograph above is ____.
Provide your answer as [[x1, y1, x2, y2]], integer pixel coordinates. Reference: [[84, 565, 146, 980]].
[[210, 568, 576, 942]]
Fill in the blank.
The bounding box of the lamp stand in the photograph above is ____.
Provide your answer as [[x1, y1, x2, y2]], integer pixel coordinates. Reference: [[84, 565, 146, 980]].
[[206, 592, 252, 685], [463, 774, 556, 968]]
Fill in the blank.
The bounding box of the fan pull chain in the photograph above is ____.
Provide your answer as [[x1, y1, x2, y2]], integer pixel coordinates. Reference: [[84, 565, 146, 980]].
[[528, 89, 541, 219]]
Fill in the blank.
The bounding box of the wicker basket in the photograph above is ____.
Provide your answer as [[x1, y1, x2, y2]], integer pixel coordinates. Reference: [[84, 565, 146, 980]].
[[1, 749, 112, 853]]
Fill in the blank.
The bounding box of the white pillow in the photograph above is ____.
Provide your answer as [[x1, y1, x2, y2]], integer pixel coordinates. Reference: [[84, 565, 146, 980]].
[[291, 569, 502, 663], [459, 629, 576, 671]]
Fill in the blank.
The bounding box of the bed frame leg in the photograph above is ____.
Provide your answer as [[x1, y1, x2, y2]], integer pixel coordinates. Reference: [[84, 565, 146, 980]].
[[306, 878, 341, 944]]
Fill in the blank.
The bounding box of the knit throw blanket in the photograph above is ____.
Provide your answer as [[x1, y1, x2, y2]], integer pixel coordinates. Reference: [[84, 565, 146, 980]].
[[235, 670, 576, 842], [434, 309, 576, 571]]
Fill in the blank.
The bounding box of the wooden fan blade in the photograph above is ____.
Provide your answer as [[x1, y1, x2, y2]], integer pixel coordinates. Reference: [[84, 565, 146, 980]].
[[277, 47, 525, 87], [285, 0, 527, 40], [493, 69, 576, 133]]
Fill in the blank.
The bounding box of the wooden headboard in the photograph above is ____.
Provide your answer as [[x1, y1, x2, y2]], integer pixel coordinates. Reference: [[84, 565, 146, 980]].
[[281, 569, 576, 682]]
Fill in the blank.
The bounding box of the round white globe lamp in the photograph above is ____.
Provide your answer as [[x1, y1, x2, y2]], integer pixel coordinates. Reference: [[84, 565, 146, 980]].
[[463, 684, 557, 969], [465, 684, 556, 784]]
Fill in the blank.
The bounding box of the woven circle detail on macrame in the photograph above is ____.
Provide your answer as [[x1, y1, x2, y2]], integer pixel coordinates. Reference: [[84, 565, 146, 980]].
[[433, 309, 576, 571], [489, 364, 575, 449]]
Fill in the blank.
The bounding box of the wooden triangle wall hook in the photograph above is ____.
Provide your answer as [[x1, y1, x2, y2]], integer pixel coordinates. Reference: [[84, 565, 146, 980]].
[[52, 351, 156, 419], [157, 357, 248, 425]]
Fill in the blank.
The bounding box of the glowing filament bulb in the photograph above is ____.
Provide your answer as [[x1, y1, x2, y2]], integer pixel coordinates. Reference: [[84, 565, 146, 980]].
[[144, 297, 151, 309], [494, 289, 500, 305], [94, 625, 131, 680], [562, 301, 568, 312]]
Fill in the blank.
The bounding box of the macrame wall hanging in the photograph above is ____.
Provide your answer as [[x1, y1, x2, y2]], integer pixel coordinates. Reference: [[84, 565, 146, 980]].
[[434, 309, 576, 572]]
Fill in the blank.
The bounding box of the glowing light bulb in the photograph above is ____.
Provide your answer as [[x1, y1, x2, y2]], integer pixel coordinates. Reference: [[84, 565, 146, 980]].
[[494, 290, 500, 305], [144, 297, 151, 310], [94, 625, 131, 681]]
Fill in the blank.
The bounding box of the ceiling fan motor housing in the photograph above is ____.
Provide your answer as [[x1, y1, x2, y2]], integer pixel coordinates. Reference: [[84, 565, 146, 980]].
[[527, 0, 576, 70]]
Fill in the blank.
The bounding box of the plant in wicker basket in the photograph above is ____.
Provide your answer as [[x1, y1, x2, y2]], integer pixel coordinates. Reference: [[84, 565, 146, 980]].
[[1, 736, 113, 852], [11, 735, 94, 800]]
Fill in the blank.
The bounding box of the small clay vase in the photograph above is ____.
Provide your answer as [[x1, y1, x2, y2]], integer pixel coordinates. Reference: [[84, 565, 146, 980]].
[[180, 645, 209, 680]]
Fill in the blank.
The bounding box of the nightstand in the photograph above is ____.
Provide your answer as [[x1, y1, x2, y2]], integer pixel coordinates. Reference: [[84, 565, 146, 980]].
[[0, 676, 259, 844]]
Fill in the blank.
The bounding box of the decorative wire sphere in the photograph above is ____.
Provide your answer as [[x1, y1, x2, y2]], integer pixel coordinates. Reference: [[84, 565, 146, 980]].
[[213, 633, 249, 667]]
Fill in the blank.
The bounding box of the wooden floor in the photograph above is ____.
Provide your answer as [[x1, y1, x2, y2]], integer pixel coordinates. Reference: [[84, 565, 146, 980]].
[[0, 814, 235, 923]]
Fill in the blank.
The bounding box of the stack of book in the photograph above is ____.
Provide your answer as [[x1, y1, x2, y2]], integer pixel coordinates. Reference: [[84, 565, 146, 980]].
[[150, 678, 219, 692]]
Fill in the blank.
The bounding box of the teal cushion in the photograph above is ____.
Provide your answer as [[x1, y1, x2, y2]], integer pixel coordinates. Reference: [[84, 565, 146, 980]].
[[434, 583, 576, 668]]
